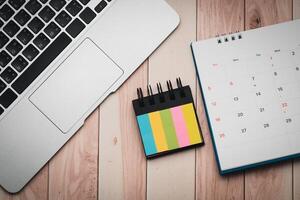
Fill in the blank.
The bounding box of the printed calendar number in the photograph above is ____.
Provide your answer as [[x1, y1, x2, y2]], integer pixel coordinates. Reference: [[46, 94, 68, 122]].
[[277, 87, 283, 92], [237, 112, 244, 117], [241, 128, 247, 134], [282, 102, 288, 108], [286, 118, 292, 123], [263, 123, 270, 128], [256, 92, 262, 96]]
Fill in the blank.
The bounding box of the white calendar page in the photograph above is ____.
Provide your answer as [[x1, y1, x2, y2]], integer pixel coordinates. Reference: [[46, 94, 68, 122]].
[[191, 20, 300, 173]]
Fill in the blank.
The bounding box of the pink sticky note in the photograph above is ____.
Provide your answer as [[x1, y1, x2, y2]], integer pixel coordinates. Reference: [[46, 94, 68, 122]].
[[171, 106, 190, 147]]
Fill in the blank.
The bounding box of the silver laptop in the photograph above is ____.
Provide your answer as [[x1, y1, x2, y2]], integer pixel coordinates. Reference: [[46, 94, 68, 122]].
[[0, 0, 179, 193]]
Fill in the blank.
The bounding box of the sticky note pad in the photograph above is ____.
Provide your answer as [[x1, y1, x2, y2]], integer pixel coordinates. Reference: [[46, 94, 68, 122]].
[[132, 81, 204, 158]]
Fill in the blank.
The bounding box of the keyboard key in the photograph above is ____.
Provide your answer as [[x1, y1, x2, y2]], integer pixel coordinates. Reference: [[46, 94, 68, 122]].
[[0, 107, 3, 115], [6, 39, 23, 56], [50, 0, 66, 11], [0, 32, 9, 49], [95, 0, 107, 13], [25, 0, 42, 15], [17, 28, 34, 45], [66, 0, 83, 17], [79, 0, 90, 5], [44, 22, 61, 38], [9, 0, 26, 10], [0, 51, 12, 68], [3, 20, 20, 37], [0, 79, 6, 94], [12, 55, 28, 72], [55, 11, 72, 27], [0, 0, 5, 6], [0, 89, 17, 108], [12, 33, 72, 94], [0, 4, 15, 21], [0, 19, 3, 27], [39, 6, 55, 23], [79, 7, 96, 24], [14, 9, 31, 26], [28, 17, 44, 33], [33, 33, 50, 50], [1, 67, 17, 84], [66, 18, 85, 38], [22, 44, 39, 61]]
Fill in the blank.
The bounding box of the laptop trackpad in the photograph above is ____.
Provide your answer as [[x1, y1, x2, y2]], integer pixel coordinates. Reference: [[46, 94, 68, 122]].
[[30, 38, 123, 133]]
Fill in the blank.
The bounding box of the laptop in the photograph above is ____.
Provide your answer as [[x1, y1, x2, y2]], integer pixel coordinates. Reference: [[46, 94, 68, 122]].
[[0, 0, 179, 193]]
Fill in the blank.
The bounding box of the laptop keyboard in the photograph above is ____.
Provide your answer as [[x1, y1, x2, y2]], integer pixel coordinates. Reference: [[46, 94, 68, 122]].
[[0, 0, 111, 116]]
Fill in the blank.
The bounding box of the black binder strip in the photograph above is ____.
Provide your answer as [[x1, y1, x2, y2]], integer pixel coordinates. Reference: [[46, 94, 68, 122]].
[[133, 85, 193, 116]]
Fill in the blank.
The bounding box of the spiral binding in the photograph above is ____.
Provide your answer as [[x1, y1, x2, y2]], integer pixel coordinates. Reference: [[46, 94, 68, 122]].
[[176, 77, 185, 97], [147, 85, 155, 105], [216, 31, 243, 44], [137, 78, 186, 107], [137, 87, 144, 107], [157, 82, 165, 103]]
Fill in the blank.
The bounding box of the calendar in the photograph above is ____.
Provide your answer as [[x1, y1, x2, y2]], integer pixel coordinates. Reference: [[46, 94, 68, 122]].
[[191, 20, 300, 174]]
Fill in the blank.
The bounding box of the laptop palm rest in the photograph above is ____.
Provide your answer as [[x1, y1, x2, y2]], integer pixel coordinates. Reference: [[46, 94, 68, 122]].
[[30, 38, 123, 133]]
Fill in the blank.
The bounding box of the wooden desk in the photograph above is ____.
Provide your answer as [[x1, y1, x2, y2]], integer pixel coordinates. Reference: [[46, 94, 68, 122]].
[[1, 0, 300, 199]]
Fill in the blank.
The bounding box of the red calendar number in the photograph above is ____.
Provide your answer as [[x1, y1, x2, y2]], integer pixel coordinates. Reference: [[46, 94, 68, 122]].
[[282, 102, 288, 108]]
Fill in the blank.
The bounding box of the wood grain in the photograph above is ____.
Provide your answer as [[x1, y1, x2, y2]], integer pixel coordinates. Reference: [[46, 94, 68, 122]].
[[246, 0, 292, 28], [196, 0, 245, 199], [147, 0, 198, 199], [98, 62, 148, 200], [48, 110, 99, 200], [98, 93, 124, 200], [244, 0, 293, 200], [245, 163, 292, 200], [118, 63, 148, 200], [99, 62, 148, 200], [0, 166, 48, 200], [295, 159, 300, 200], [295, 0, 300, 19]]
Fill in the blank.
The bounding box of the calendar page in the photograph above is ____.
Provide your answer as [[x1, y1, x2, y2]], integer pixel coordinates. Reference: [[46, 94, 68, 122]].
[[191, 20, 300, 173]]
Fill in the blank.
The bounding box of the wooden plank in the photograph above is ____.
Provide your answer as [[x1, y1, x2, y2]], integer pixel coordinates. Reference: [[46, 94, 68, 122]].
[[293, 1, 300, 200], [0, 165, 48, 200], [244, 0, 293, 200], [295, 159, 300, 200], [48, 109, 99, 200], [98, 62, 148, 200], [245, 163, 292, 200], [246, 0, 292, 28], [118, 63, 148, 200], [195, 0, 245, 199], [293, 0, 300, 19], [147, 0, 197, 199], [98, 94, 124, 200]]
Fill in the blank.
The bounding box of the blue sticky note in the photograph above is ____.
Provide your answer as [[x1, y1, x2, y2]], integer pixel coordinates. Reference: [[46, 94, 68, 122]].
[[137, 114, 157, 155]]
